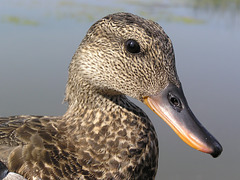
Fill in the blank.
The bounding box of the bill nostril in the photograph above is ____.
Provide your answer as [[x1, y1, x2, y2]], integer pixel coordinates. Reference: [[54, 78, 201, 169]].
[[167, 92, 182, 112], [170, 97, 179, 106]]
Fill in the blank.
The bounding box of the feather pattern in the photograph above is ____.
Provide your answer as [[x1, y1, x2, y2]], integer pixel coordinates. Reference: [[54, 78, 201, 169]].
[[0, 12, 181, 179]]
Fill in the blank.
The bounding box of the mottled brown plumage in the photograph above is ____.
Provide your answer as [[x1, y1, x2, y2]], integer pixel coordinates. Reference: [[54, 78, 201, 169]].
[[0, 12, 180, 179]]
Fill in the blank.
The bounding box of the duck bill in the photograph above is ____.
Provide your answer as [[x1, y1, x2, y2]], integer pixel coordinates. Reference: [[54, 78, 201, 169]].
[[143, 83, 222, 158]]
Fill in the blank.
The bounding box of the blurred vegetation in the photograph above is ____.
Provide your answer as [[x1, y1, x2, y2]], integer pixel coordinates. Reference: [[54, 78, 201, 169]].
[[189, 0, 240, 13], [1, 16, 39, 26], [0, 0, 239, 26], [166, 16, 205, 24]]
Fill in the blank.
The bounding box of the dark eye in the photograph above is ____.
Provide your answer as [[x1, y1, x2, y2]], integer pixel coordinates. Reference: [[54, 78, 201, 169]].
[[125, 39, 140, 53], [168, 92, 182, 112]]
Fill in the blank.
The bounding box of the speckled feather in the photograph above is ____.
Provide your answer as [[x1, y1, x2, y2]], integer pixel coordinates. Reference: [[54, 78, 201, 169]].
[[0, 12, 180, 179]]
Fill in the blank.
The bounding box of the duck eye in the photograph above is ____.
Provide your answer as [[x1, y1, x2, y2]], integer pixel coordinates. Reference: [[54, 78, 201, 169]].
[[125, 39, 140, 53], [168, 92, 182, 112]]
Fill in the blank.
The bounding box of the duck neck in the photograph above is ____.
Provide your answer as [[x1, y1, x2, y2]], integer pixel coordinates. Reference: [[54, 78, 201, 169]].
[[62, 82, 151, 143], [64, 93, 128, 117], [64, 78, 129, 117]]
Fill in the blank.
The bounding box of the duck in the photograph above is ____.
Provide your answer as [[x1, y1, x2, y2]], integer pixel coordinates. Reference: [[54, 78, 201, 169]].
[[0, 12, 222, 180]]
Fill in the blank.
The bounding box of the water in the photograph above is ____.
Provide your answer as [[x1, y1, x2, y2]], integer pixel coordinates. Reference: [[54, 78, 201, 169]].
[[0, 0, 240, 179]]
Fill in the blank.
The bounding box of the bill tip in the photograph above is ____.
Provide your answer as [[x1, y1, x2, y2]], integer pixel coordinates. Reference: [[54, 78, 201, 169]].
[[210, 142, 223, 158]]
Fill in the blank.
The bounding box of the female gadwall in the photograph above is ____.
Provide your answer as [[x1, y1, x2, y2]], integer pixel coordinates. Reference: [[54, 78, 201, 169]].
[[0, 12, 222, 180]]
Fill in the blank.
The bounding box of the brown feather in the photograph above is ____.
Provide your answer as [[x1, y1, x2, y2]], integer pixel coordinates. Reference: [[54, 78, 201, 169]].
[[0, 12, 180, 179]]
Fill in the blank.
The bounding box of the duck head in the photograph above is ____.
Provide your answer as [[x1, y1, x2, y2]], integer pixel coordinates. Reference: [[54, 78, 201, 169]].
[[66, 12, 222, 157]]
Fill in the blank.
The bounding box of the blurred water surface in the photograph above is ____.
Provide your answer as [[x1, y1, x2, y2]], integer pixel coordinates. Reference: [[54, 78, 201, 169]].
[[0, 0, 240, 179]]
